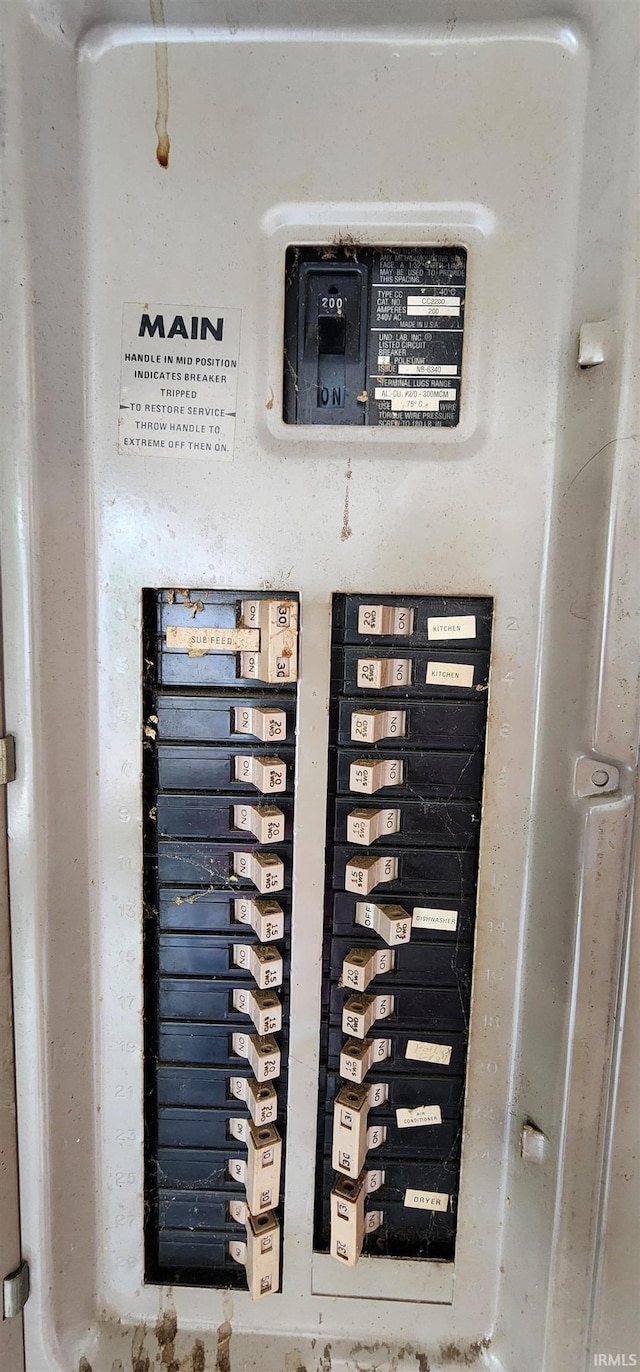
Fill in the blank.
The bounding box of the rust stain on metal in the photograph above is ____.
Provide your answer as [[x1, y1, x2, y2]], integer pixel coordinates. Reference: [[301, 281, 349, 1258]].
[[149, 0, 170, 168], [438, 1338, 491, 1365], [131, 1323, 152, 1372], [349, 1344, 433, 1372], [341, 456, 353, 541], [215, 1319, 232, 1372], [284, 1352, 308, 1372], [127, 1320, 207, 1372], [189, 1340, 206, 1372], [156, 1305, 179, 1370]]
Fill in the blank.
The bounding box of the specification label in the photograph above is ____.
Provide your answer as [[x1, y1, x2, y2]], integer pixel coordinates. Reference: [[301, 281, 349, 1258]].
[[118, 302, 241, 457], [367, 248, 466, 428]]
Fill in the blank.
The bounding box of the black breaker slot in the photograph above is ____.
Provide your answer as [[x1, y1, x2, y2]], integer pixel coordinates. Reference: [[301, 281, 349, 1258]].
[[314, 593, 492, 1266], [143, 589, 299, 1298]]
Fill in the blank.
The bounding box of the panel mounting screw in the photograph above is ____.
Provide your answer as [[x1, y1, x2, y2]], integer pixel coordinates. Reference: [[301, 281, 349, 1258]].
[[591, 768, 610, 788]]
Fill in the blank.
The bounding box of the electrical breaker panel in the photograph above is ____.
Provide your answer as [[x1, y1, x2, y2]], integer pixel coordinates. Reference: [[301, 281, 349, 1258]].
[[1, 5, 638, 1372]]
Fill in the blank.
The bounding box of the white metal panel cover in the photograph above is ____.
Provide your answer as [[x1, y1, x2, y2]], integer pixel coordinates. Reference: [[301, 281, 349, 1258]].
[[0, 2, 638, 1371]]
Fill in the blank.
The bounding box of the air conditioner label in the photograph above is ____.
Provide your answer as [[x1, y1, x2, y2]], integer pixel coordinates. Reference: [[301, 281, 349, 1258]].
[[118, 302, 241, 458]]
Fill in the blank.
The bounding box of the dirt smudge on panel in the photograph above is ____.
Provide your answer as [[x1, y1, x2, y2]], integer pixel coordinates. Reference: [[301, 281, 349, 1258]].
[[188, 1340, 206, 1372], [156, 1305, 179, 1370], [78, 1360, 93, 1372], [215, 1318, 232, 1372], [341, 455, 353, 541], [149, 0, 170, 167], [131, 1324, 151, 1372], [439, 1339, 491, 1365], [285, 1352, 308, 1372], [349, 1344, 433, 1372]]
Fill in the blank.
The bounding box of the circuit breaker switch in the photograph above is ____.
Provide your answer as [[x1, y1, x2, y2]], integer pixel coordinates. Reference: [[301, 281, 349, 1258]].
[[340, 1036, 392, 1083], [228, 1210, 281, 1299], [233, 897, 284, 941], [330, 1170, 384, 1265], [341, 946, 395, 992], [346, 807, 400, 845], [232, 850, 284, 893], [350, 708, 406, 743], [234, 755, 287, 793], [233, 985, 282, 1035], [355, 901, 412, 946], [232, 943, 283, 989], [349, 758, 403, 795], [229, 1075, 278, 1126], [332, 1080, 389, 1176], [357, 605, 414, 636], [228, 1121, 283, 1214], [233, 804, 285, 843], [343, 992, 394, 1039], [232, 1031, 281, 1082], [356, 659, 412, 689], [240, 599, 298, 683], [284, 261, 369, 425], [234, 706, 287, 742], [345, 854, 398, 894]]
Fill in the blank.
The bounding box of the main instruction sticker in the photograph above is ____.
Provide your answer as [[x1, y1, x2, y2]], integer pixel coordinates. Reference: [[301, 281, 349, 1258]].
[[118, 302, 241, 458]]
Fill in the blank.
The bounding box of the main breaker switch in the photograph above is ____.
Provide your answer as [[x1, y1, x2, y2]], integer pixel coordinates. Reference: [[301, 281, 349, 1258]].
[[284, 259, 369, 424]]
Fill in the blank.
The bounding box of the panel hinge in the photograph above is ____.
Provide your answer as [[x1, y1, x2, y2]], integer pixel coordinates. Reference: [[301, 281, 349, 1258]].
[[3, 1260, 30, 1319], [0, 735, 16, 785]]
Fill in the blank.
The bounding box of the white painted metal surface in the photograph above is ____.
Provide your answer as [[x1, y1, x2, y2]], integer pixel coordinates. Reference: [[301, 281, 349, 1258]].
[[0, 2, 638, 1370], [0, 641, 25, 1372]]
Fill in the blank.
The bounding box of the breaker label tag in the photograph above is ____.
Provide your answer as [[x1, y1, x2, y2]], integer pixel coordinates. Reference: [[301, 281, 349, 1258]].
[[404, 1189, 450, 1211], [166, 626, 259, 653], [118, 302, 241, 458], [406, 1040, 453, 1066], [396, 1105, 442, 1129]]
